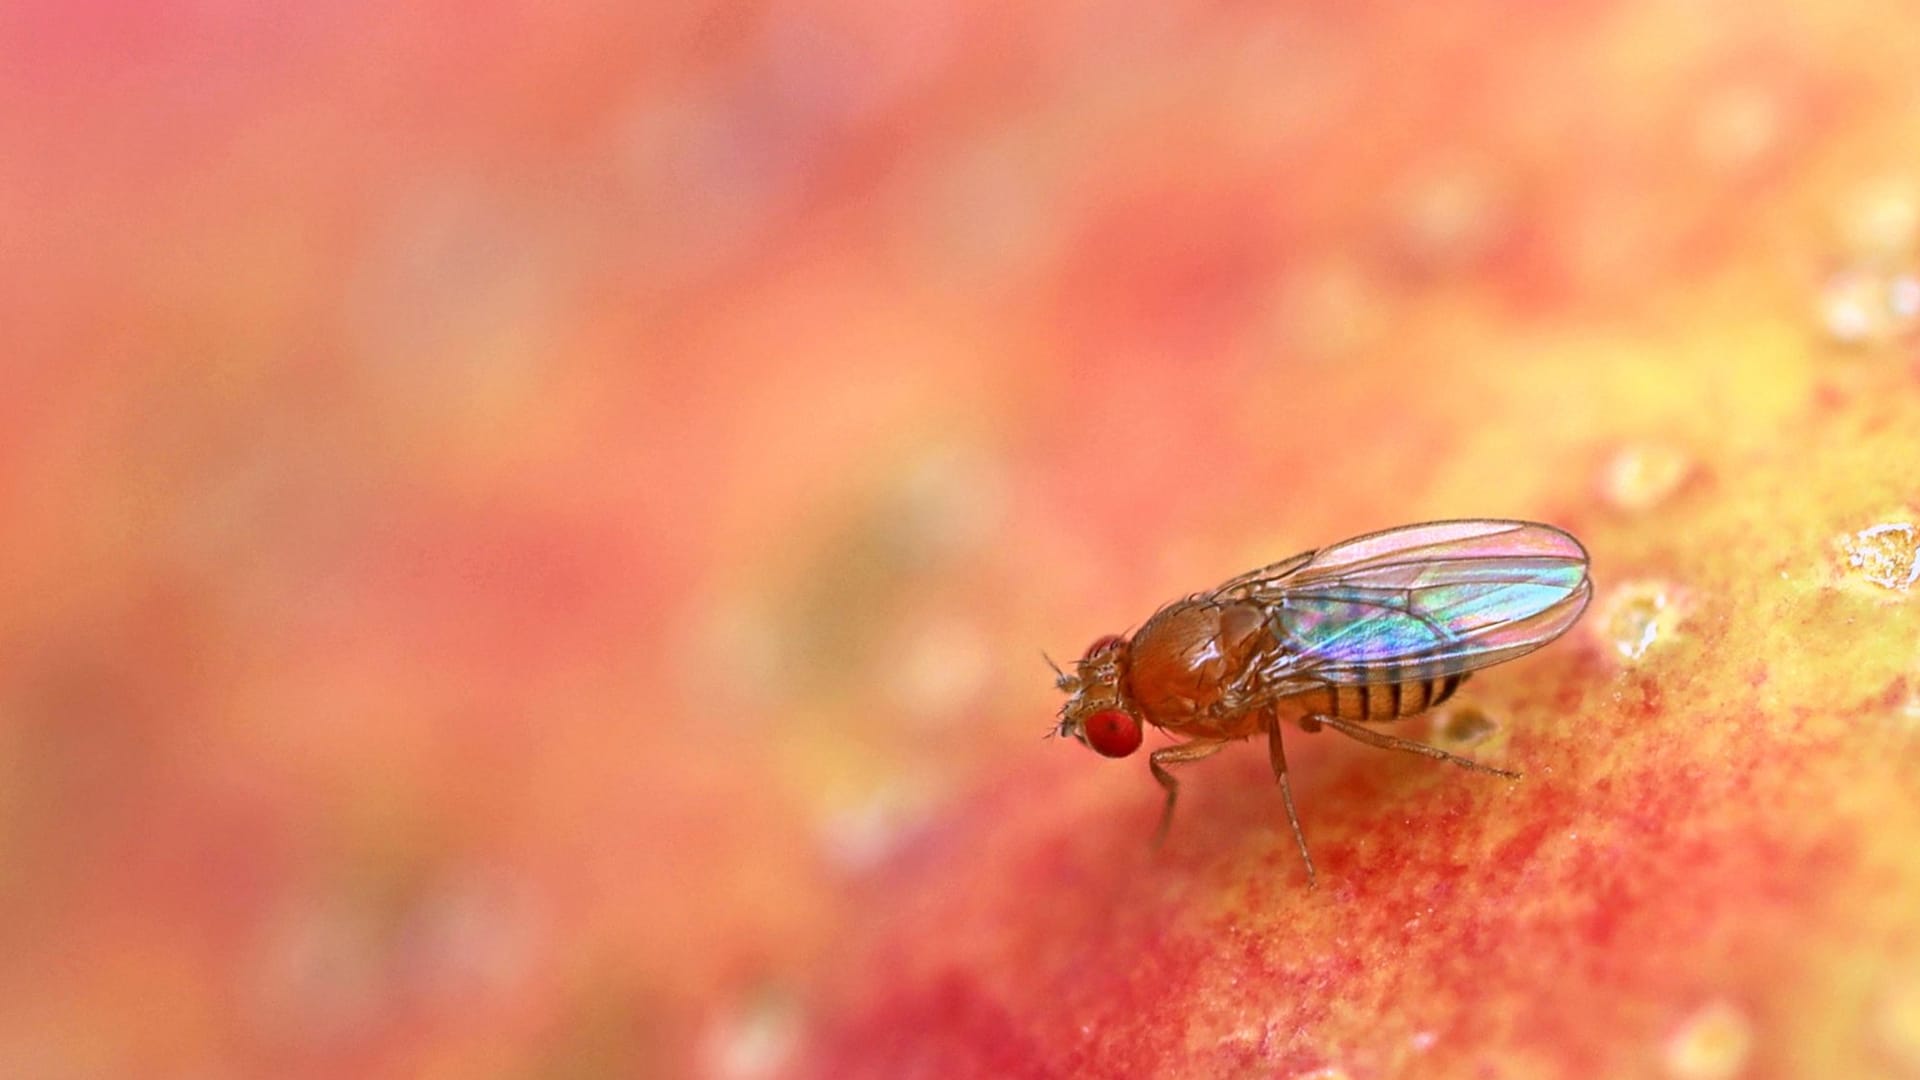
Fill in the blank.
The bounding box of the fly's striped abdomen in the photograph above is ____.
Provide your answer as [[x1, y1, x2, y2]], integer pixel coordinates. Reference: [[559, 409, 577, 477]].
[[1314, 672, 1470, 722]]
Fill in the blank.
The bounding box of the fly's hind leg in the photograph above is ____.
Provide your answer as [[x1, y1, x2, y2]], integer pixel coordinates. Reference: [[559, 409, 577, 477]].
[[1312, 712, 1520, 779], [1265, 712, 1317, 887], [1148, 740, 1228, 848]]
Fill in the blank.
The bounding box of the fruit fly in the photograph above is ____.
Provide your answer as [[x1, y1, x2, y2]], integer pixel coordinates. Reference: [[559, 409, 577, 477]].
[[1050, 519, 1591, 884]]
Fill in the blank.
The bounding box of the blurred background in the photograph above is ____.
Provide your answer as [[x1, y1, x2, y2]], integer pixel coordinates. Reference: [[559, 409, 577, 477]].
[[8, 2, 1920, 1077]]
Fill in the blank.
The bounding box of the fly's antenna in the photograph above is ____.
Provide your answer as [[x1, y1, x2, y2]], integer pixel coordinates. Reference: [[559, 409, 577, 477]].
[[1042, 650, 1076, 692]]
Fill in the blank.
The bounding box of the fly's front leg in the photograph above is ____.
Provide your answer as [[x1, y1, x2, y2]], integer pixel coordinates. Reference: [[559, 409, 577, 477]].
[[1312, 713, 1520, 779], [1148, 740, 1228, 848], [1265, 711, 1317, 887]]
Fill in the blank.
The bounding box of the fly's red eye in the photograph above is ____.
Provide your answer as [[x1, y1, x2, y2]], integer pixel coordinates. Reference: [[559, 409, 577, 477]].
[[1083, 709, 1143, 758], [1083, 634, 1126, 660]]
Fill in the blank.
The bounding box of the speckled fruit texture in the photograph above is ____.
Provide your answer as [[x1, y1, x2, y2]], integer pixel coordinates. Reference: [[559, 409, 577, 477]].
[[11, 3, 1920, 1079]]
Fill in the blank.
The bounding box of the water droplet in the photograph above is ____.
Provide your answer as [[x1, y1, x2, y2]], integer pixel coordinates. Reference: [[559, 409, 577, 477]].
[[1601, 443, 1694, 512], [1819, 264, 1920, 346], [1662, 999, 1753, 1080], [1874, 974, 1920, 1072], [1437, 706, 1498, 747], [1840, 522, 1920, 592], [1595, 582, 1684, 662]]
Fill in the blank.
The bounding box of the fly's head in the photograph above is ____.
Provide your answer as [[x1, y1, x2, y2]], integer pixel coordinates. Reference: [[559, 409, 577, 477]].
[[1049, 633, 1143, 758]]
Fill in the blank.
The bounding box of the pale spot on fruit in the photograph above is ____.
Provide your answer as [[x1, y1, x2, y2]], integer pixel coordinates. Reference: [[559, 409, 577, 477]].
[[1393, 159, 1506, 271], [704, 986, 801, 1080], [1662, 999, 1753, 1080], [1595, 581, 1684, 662], [1836, 180, 1920, 262], [1272, 257, 1389, 360], [1409, 1030, 1438, 1053], [688, 602, 788, 710], [394, 874, 544, 1008], [1874, 974, 1920, 1072], [819, 784, 930, 872], [1600, 442, 1693, 512], [249, 899, 389, 1047], [1840, 522, 1920, 592], [1293, 1069, 1353, 1080], [1692, 83, 1782, 172], [881, 616, 989, 721], [891, 446, 1009, 563], [1819, 264, 1920, 346], [1214, 1023, 1272, 1060]]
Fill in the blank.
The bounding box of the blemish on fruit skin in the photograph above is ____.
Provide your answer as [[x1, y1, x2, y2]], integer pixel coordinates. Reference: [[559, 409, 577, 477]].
[[1600, 442, 1693, 512], [1662, 999, 1753, 1080], [1594, 581, 1684, 662], [1897, 675, 1920, 730], [1873, 675, 1912, 715], [1437, 705, 1498, 747], [1840, 522, 1920, 592]]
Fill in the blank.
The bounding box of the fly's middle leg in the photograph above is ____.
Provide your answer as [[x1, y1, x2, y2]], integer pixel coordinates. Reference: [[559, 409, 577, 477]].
[[1265, 710, 1317, 887]]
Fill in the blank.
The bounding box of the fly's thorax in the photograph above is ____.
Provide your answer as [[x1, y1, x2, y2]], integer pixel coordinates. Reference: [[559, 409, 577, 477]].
[[1124, 599, 1274, 727]]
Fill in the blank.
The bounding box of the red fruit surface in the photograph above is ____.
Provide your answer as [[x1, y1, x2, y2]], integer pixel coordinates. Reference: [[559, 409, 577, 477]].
[[9, 2, 1920, 1079]]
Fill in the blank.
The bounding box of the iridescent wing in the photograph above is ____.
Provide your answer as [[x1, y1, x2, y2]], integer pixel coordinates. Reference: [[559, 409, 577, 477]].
[[1213, 520, 1591, 685]]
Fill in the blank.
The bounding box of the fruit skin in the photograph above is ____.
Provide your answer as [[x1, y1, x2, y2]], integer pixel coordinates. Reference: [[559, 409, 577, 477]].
[[16, 2, 1920, 1078]]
